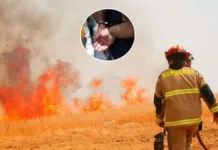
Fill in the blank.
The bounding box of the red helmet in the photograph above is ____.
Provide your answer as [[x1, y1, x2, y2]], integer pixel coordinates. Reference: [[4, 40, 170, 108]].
[[165, 45, 190, 59]]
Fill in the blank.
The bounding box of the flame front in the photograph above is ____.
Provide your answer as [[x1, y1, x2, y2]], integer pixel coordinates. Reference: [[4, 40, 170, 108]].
[[0, 47, 80, 122], [0, 47, 151, 122], [121, 77, 150, 105]]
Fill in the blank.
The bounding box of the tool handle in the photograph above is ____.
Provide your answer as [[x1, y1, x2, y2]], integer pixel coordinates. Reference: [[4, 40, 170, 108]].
[[163, 129, 167, 135], [198, 121, 203, 131], [196, 131, 208, 150]]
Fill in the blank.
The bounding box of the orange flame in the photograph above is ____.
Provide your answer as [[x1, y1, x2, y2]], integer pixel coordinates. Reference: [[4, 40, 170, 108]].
[[90, 78, 102, 88], [0, 47, 80, 122], [0, 47, 151, 122], [121, 77, 150, 105]]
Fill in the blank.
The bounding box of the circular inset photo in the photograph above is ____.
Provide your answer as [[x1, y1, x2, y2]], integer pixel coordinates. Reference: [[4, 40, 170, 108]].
[[80, 9, 135, 61]]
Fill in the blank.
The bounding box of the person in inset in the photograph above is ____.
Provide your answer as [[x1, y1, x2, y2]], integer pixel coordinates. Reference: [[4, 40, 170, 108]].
[[81, 25, 86, 47], [87, 15, 108, 60], [86, 15, 97, 44], [154, 45, 218, 150], [81, 18, 96, 57], [83, 20, 95, 57], [92, 9, 135, 60]]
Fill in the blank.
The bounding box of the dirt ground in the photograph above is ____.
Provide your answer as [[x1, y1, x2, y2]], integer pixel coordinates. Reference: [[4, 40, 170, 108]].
[[0, 103, 217, 150]]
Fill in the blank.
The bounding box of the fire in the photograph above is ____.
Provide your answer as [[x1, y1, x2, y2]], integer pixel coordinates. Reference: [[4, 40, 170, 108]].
[[0, 46, 80, 122], [83, 93, 113, 112], [121, 77, 150, 105], [71, 77, 150, 113], [0, 47, 151, 122], [90, 78, 102, 88], [72, 78, 113, 112]]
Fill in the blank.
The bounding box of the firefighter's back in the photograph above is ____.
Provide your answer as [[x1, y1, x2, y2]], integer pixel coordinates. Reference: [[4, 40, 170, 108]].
[[159, 67, 205, 127]]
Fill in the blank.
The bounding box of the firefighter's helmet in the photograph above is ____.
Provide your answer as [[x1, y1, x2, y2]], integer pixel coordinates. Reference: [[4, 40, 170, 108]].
[[165, 45, 190, 60]]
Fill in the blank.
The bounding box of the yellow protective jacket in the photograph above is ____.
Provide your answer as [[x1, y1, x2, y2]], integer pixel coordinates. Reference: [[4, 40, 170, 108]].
[[154, 67, 218, 127]]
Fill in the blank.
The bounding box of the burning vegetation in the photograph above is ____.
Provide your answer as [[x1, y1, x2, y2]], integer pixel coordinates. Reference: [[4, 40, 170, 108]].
[[0, 47, 151, 123]]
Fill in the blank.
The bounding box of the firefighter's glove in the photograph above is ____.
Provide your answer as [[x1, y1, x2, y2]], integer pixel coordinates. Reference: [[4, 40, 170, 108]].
[[214, 113, 218, 125], [158, 122, 165, 128], [155, 118, 165, 128]]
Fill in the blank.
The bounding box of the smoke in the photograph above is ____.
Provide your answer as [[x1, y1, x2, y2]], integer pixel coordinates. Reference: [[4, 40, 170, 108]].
[[0, 0, 112, 104], [0, 0, 155, 101]]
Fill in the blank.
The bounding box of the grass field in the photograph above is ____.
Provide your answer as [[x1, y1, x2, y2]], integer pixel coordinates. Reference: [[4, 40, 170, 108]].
[[0, 102, 217, 150]]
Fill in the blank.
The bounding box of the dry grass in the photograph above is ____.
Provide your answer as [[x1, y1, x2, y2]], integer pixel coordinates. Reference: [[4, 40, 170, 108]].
[[0, 102, 217, 150], [0, 103, 155, 136]]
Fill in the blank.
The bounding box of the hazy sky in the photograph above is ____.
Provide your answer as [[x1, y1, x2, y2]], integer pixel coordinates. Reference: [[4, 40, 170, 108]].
[[1, 0, 218, 103], [144, 0, 218, 92]]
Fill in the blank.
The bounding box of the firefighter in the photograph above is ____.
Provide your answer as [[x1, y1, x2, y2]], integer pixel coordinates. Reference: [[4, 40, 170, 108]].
[[154, 45, 218, 150]]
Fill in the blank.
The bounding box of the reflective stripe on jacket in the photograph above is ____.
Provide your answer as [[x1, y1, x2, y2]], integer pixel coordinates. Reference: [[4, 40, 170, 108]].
[[211, 105, 218, 113]]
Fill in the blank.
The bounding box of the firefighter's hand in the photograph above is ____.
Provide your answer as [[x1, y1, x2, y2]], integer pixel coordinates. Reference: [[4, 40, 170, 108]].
[[158, 122, 165, 128], [213, 113, 218, 125]]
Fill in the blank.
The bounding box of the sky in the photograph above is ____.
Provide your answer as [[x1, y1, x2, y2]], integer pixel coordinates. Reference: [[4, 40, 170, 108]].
[[144, 0, 218, 91], [0, 0, 218, 103]]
